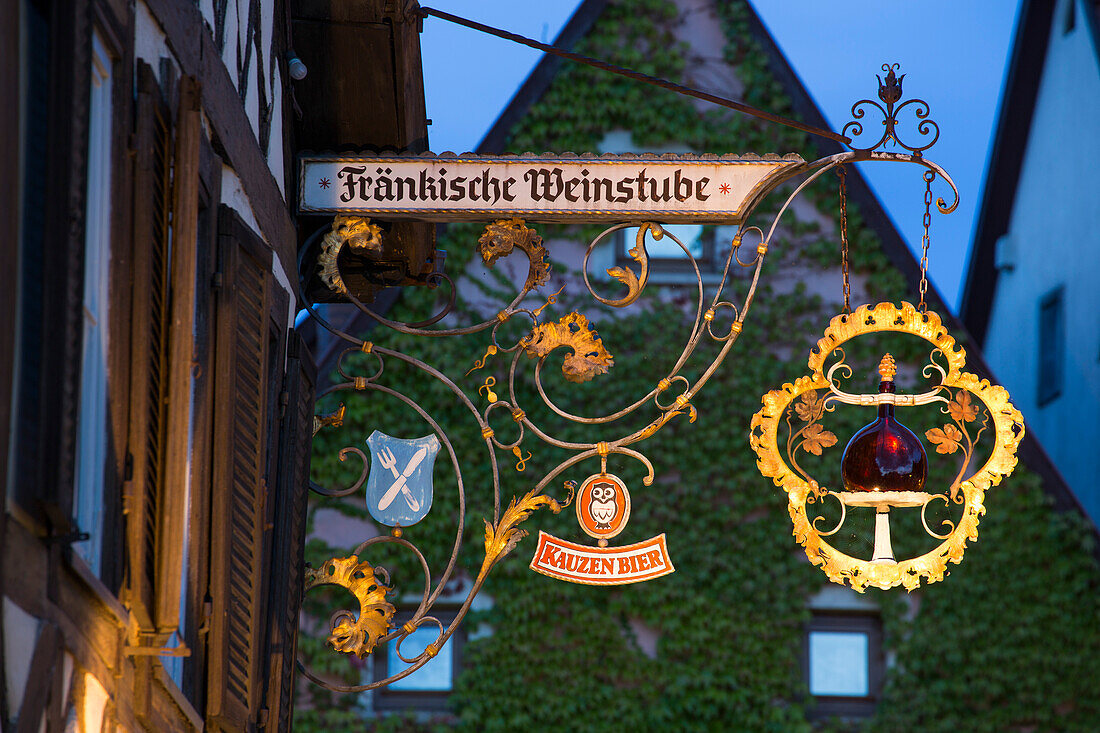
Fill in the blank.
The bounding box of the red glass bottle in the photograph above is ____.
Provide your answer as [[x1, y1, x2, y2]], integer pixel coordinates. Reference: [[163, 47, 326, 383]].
[[840, 354, 928, 496]]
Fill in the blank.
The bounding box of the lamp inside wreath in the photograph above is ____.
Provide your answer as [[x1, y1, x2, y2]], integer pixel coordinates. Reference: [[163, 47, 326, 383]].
[[836, 354, 928, 564], [749, 303, 1024, 591]]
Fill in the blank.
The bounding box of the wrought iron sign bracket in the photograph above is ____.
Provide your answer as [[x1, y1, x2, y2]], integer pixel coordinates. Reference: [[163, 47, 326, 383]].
[[294, 64, 1018, 693]]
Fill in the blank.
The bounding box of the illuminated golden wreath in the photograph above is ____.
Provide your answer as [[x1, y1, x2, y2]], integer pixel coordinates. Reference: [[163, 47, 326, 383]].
[[749, 302, 1024, 591]]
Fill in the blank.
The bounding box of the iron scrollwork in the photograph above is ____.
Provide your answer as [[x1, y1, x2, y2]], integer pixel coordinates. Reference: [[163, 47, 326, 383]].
[[844, 63, 940, 156], [298, 66, 970, 690]]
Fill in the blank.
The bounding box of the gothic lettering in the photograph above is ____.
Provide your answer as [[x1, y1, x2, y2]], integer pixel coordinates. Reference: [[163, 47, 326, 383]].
[[696, 176, 710, 201], [315, 160, 740, 214], [338, 165, 368, 203]]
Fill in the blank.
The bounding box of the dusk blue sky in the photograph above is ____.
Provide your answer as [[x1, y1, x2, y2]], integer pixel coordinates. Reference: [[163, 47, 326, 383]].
[[420, 1, 1021, 308]]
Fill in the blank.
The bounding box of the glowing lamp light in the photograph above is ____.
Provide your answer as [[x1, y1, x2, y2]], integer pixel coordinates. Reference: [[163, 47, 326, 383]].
[[837, 354, 929, 563]]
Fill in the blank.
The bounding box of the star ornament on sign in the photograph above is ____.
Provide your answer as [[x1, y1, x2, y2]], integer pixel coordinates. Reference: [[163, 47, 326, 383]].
[[319, 177, 331, 189]]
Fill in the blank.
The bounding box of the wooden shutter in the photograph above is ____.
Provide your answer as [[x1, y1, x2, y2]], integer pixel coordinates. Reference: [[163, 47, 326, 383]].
[[157, 73, 202, 635], [263, 334, 316, 731], [125, 62, 173, 632], [207, 206, 274, 731]]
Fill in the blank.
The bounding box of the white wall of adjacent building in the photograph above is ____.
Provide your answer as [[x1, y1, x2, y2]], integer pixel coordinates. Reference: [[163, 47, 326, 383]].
[[981, 0, 1100, 522]]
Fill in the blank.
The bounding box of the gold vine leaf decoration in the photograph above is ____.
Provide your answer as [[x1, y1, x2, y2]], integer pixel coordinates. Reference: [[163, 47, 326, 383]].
[[794, 390, 825, 422], [480, 488, 563, 576], [926, 423, 964, 454], [304, 556, 395, 658], [477, 217, 551, 291], [525, 312, 614, 383], [948, 390, 979, 423], [801, 423, 838, 455]]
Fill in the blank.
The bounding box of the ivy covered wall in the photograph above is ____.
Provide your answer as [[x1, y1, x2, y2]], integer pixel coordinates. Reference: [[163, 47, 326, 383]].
[[296, 1, 1100, 730]]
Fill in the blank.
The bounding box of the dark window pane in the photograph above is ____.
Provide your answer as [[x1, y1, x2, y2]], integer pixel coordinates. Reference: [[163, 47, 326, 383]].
[[1038, 287, 1064, 405]]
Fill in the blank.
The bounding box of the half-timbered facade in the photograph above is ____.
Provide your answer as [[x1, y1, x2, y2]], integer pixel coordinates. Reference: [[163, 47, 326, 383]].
[[2, 1, 321, 730]]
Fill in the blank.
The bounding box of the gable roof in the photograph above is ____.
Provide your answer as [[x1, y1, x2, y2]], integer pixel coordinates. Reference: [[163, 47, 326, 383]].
[[960, 0, 1058, 345], [474, 0, 1093, 528], [477, 0, 952, 316]]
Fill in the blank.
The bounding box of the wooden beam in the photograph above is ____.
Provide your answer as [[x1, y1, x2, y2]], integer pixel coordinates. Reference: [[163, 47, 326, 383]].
[[15, 623, 61, 733], [142, 0, 297, 288], [0, 0, 19, 504]]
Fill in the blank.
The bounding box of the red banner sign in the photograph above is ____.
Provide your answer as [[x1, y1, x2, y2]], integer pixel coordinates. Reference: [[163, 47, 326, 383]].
[[529, 531, 675, 585]]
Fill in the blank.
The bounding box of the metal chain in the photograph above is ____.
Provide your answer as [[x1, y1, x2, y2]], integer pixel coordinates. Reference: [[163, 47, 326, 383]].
[[837, 165, 850, 314], [919, 170, 935, 312]]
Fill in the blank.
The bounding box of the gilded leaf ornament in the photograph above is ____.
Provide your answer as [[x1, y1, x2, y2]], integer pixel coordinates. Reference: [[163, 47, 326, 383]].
[[318, 216, 383, 295], [304, 556, 395, 657], [477, 217, 551, 291], [800, 423, 838, 456], [948, 390, 979, 423], [926, 424, 964, 454], [480, 488, 563, 578], [525, 312, 614, 383], [312, 403, 346, 437], [596, 225, 651, 308], [794, 390, 826, 422]]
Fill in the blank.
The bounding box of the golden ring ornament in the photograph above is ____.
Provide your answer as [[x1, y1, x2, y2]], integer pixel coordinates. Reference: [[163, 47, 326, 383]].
[[749, 302, 1025, 592]]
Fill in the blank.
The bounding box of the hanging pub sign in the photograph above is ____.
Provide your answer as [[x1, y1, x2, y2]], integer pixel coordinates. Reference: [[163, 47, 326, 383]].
[[529, 473, 674, 585], [298, 153, 802, 223]]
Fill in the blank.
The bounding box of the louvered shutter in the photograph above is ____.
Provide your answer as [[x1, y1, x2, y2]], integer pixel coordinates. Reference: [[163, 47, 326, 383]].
[[157, 73, 202, 635], [125, 62, 173, 632], [263, 334, 316, 731], [208, 207, 273, 731]]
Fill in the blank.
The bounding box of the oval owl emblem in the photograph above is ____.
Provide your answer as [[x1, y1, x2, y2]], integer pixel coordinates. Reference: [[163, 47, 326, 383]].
[[576, 473, 630, 540]]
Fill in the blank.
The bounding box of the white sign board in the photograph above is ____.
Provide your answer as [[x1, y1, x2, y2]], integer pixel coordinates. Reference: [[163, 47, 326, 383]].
[[298, 153, 802, 223]]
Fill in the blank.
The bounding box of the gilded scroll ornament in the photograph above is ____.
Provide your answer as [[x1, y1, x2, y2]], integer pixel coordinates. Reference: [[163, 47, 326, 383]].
[[525, 312, 614, 383], [596, 225, 651, 308], [318, 216, 384, 294], [479, 488, 563, 578], [304, 556, 395, 657], [477, 217, 551, 290]]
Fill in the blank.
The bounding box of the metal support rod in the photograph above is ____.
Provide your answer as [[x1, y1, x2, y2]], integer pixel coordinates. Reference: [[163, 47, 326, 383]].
[[419, 5, 852, 146]]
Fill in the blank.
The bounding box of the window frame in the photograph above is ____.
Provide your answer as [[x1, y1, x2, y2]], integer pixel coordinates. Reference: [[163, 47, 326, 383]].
[[803, 611, 884, 720], [71, 26, 117, 576], [1037, 285, 1064, 406], [370, 608, 464, 715]]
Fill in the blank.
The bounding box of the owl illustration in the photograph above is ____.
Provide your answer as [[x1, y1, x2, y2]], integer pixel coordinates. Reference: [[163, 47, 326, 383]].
[[588, 482, 618, 529]]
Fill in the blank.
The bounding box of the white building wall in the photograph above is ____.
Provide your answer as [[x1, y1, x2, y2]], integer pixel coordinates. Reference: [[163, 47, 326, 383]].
[[198, 0, 285, 192], [982, 0, 1100, 522], [137, 0, 293, 326]]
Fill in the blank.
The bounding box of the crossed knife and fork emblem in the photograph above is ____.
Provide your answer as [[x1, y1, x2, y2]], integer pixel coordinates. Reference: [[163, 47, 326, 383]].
[[375, 444, 427, 511], [365, 430, 440, 527]]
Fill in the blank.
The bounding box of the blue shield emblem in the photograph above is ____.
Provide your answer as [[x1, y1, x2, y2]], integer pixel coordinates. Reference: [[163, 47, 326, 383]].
[[365, 430, 440, 527]]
